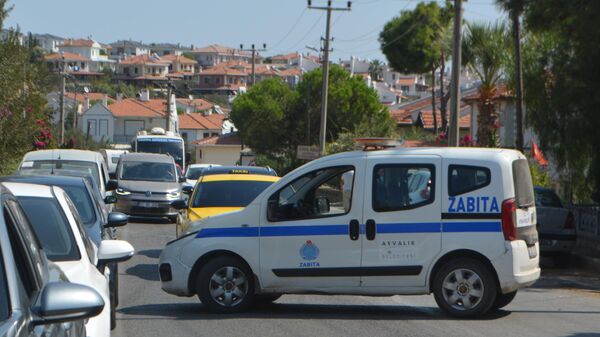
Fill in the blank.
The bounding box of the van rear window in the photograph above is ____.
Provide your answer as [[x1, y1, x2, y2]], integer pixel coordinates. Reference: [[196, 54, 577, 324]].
[[512, 159, 534, 207]]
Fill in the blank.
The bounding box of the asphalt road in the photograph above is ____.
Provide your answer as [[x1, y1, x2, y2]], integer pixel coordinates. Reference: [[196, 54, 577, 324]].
[[113, 221, 600, 337]]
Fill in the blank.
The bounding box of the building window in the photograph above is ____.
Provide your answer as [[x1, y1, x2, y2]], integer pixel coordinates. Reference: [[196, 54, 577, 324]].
[[203, 132, 210, 138], [215, 77, 220, 84], [211, 133, 219, 137], [204, 77, 210, 84], [392, 74, 396, 80], [134, 67, 138, 74], [198, 149, 202, 159], [228, 77, 233, 84]]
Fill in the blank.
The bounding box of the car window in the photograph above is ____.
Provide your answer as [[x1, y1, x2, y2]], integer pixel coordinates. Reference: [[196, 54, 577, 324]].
[[61, 185, 96, 225], [63, 196, 97, 263], [17, 197, 81, 262], [4, 204, 41, 302], [192, 180, 274, 208], [0, 246, 10, 321], [373, 164, 435, 212], [448, 165, 491, 196], [120, 161, 176, 182], [21, 160, 100, 189], [186, 167, 206, 180], [535, 188, 563, 208], [268, 166, 354, 221]]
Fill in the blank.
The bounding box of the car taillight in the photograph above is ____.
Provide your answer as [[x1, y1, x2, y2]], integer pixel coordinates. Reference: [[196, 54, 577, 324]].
[[502, 198, 517, 241], [564, 211, 575, 229]]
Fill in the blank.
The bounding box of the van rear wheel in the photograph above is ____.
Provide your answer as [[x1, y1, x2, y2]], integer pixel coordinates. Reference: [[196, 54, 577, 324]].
[[196, 256, 255, 313], [493, 290, 517, 310], [433, 258, 497, 318]]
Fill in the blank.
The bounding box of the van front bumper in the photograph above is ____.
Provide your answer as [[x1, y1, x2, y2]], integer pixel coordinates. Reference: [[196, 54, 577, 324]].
[[159, 236, 194, 297], [116, 197, 178, 218]]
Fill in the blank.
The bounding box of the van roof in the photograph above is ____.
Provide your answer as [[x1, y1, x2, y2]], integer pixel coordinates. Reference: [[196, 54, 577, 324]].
[[316, 147, 523, 163], [23, 149, 103, 162], [120, 152, 175, 163]]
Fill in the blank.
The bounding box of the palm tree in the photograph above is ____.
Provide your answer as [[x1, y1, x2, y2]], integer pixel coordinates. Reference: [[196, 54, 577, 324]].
[[496, 0, 525, 152], [462, 22, 510, 147], [368, 59, 384, 82]]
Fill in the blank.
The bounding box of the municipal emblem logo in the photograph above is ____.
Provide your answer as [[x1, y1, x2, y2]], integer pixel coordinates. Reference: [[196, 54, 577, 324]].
[[145, 191, 152, 197], [299, 240, 319, 261]]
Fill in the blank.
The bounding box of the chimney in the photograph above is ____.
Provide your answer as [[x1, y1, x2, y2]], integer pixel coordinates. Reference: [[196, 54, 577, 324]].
[[116, 93, 123, 102], [83, 96, 90, 111], [139, 89, 150, 102], [102, 94, 108, 107]]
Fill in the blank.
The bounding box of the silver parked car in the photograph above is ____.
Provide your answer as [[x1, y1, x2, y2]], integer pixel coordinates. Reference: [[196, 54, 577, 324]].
[[113, 153, 184, 222], [535, 186, 576, 267], [0, 183, 104, 337]]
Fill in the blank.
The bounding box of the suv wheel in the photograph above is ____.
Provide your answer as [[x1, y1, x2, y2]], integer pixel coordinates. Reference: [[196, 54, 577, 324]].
[[493, 290, 517, 310], [196, 256, 255, 313], [433, 258, 497, 318]]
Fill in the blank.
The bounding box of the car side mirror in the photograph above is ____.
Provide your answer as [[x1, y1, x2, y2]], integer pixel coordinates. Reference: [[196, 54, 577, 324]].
[[315, 196, 330, 214], [182, 185, 194, 195], [171, 199, 188, 210], [106, 212, 128, 228], [104, 195, 117, 204], [179, 176, 187, 183], [106, 179, 118, 191], [32, 282, 104, 325], [109, 172, 117, 180], [97, 240, 134, 272]]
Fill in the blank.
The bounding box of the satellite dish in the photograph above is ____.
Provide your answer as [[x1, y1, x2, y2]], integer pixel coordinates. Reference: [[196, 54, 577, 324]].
[[83, 86, 90, 93]]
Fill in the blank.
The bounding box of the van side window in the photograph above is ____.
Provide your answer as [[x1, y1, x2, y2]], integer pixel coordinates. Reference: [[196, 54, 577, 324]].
[[372, 164, 435, 212], [448, 165, 491, 196], [268, 166, 354, 221], [0, 247, 10, 321]]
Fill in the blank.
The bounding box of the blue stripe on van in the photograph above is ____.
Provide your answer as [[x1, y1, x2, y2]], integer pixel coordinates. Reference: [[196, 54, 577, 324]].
[[194, 221, 502, 238]]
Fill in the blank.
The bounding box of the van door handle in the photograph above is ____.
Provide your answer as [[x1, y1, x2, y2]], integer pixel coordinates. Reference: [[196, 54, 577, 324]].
[[366, 219, 376, 240], [349, 219, 359, 241]]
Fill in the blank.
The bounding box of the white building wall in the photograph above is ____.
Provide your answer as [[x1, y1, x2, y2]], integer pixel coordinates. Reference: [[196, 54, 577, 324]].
[[80, 104, 115, 142], [196, 146, 241, 165]]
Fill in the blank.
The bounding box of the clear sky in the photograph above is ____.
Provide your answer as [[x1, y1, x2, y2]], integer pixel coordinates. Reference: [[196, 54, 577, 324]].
[[4, 0, 505, 62]]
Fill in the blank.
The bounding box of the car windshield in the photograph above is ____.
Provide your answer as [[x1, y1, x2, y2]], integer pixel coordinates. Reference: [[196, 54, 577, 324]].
[[186, 167, 207, 180], [21, 160, 100, 189], [192, 180, 274, 207], [17, 196, 80, 262], [535, 188, 563, 208], [120, 162, 176, 182]]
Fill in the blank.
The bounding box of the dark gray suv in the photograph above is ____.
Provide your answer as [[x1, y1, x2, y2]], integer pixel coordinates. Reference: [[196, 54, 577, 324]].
[[0, 183, 104, 337]]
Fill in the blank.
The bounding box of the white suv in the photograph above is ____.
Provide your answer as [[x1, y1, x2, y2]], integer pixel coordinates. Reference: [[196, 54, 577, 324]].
[[159, 147, 540, 318]]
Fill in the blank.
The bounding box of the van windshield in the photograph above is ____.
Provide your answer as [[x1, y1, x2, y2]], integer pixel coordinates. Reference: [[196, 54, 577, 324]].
[[21, 160, 100, 189], [120, 162, 176, 182]]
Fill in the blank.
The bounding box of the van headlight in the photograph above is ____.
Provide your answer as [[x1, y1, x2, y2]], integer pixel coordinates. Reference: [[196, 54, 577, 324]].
[[116, 188, 131, 196], [168, 191, 180, 198]]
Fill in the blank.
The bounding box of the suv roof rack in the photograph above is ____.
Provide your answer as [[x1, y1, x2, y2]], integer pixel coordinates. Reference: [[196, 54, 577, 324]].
[[355, 138, 403, 151]]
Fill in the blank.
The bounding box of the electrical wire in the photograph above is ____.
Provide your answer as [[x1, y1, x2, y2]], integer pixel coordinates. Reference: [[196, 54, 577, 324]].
[[269, 7, 308, 50]]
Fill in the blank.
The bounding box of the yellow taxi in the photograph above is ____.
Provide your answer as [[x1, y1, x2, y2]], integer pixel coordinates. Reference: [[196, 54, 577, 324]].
[[172, 166, 279, 237]]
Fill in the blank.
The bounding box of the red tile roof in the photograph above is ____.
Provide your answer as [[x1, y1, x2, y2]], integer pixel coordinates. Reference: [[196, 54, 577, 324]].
[[175, 98, 214, 111], [161, 54, 197, 64], [60, 38, 96, 47], [107, 99, 166, 117], [65, 92, 114, 104], [390, 109, 413, 125], [463, 84, 514, 101], [193, 133, 241, 146], [192, 44, 246, 55], [179, 113, 225, 130], [119, 54, 169, 65], [45, 52, 89, 62], [272, 52, 300, 61]]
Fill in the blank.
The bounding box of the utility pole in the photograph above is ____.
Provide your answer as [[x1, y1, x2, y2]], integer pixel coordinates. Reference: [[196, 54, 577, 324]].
[[165, 80, 173, 132], [240, 43, 267, 86], [59, 55, 66, 145], [448, 0, 464, 147], [513, 8, 524, 152], [308, 0, 351, 155]]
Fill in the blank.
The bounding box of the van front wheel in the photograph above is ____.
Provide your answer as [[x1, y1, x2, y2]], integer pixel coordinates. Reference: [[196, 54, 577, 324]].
[[196, 256, 255, 313], [433, 258, 497, 318]]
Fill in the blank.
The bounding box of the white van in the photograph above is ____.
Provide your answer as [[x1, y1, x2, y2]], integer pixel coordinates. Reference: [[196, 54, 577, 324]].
[[99, 149, 129, 178], [158, 146, 540, 318]]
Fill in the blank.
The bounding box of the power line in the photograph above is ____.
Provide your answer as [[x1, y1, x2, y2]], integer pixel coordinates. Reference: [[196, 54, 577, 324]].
[[269, 8, 308, 50], [276, 11, 325, 53]]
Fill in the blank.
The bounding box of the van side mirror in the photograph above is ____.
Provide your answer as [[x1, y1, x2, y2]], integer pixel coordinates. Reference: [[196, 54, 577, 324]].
[[182, 185, 194, 195], [178, 176, 187, 183], [32, 282, 104, 325], [171, 199, 188, 210], [106, 179, 118, 191], [315, 196, 330, 214]]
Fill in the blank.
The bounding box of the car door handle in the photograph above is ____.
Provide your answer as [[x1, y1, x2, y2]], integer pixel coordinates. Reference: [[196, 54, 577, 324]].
[[366, 219, 376, 240], [349, 219, 360, 241]]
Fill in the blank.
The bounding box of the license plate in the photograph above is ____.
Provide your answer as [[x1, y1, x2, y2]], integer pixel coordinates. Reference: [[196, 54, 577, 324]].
[[527, 245, 538, 258], [139, 201, 158, 208]]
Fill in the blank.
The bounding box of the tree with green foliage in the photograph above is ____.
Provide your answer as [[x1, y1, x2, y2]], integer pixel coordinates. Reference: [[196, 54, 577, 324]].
[[380, 1, 452, 134], [0, 1, 54, 175], [462, 22, 510, 147], [368, 59, 384, 81], [231, 66, 395, 174], [521, 0, 600, 202]]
